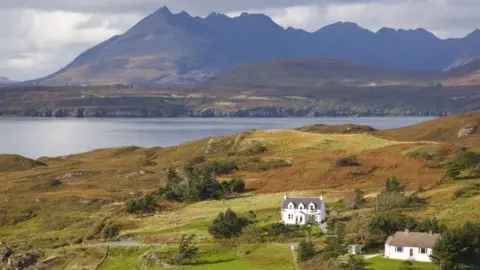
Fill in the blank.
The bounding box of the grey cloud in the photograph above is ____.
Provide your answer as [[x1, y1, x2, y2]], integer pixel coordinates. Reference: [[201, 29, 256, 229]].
[[0, 0, 378, 14]]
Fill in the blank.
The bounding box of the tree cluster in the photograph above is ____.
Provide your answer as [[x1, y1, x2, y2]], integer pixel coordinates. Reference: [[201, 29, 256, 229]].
[[158, 164, 224, 203], [376, 177, 425, 211], [367, 212, 445, 238], [208, 209, 249, 239], [431, 222, 480, 270]]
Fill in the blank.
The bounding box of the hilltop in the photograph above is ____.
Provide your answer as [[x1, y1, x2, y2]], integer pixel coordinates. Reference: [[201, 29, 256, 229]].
[[297, 111, 480, 147], [28, 6, 480, 86]]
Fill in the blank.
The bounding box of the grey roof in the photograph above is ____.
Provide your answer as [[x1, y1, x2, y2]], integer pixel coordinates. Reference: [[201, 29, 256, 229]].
[[386, 232, 440, 249], [282, 197, 322, 209]]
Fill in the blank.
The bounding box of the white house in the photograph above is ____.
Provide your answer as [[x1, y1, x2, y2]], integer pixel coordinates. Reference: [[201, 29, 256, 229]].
[[281, 194, 326, 226], [384, 229, 440, 263]]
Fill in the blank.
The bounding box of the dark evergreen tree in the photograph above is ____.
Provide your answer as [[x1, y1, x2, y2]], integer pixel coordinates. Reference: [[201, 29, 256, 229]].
[[297, 240, 316, 262], [208, 209, 249, 239]]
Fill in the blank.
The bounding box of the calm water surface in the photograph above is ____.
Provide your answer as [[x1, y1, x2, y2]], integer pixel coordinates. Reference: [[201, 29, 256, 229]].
[[0, 117, 433, 158]]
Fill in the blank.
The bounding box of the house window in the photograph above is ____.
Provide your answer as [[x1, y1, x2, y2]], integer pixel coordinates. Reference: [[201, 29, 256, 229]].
[[288, 214, 293, 220], [288, 204, 294, 210], [299, 217, 303, 223], [419, 248, 427, 254], [299, 204, 304, 210], [395, 247, 404, 253], [309, 204, 315, 211]]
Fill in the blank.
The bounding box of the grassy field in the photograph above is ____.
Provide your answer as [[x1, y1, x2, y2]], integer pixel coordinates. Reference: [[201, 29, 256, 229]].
[[100, 245, 295, 270], [367, 256, 436, 270]]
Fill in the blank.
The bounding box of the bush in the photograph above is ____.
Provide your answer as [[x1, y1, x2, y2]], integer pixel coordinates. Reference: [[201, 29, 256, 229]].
[[208, 209, 249, 239], [102, 224, 119, 239], [336, 156, 360, 167], [266, 223, 302, 237], [246, 142, 269, 155], [297, 240, 316, 262], [171, 234, 198, 265], [221, 177, 246, 193], [208, 160, 237, 175], [241, 224, 264, 243], [127, 194, 158, 214], [453, 184, 480, 199]]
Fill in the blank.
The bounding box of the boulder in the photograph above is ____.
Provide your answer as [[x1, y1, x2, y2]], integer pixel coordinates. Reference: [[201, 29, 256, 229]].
[[0, 247, 13, 262], [7, 253, 39, 270], [458, 126, 477, 138]]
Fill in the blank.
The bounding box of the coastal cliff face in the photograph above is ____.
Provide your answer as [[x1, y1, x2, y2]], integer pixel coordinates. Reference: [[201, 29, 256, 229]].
[[0, 105, 449, 118]]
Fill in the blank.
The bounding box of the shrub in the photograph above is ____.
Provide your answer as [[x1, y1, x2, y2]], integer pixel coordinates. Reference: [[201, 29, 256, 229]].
[[246, 142, 269, 155], [208, 209, 249, 239], [172, 234, 198, 265], [221, 177, 246, 193], [297, 240, 316, 262], [446, 162, 462, 179], [266, 223, 302, 237], [188, 156, 205, 165], [208, 160, 237, 175], [241, 224, 264, 243], [102, 224, 119, 239], [336, 156, 360, 167], [127, 194, 158, 214]]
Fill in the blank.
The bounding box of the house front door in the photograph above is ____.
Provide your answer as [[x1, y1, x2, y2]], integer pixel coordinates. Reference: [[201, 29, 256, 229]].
[[410, 249, 413, 257]]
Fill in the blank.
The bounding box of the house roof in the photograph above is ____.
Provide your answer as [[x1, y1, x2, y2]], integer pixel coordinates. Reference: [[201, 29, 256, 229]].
[[282, 197, 322, 209], [386, 231, 440, 249]]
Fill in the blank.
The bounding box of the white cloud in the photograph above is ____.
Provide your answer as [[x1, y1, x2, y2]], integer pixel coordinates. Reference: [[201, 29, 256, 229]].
[[0, 9, 141, 80]]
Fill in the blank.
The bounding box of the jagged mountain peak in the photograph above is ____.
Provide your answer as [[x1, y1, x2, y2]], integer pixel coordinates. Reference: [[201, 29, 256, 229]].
[[32, 6, 480, 86]]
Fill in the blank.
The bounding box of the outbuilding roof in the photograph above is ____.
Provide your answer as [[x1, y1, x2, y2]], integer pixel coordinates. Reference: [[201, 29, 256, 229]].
[[386, 231, 440, 249]]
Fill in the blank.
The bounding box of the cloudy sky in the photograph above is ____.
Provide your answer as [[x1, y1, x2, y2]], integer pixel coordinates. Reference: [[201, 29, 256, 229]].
[[1, 0, 479, 81]]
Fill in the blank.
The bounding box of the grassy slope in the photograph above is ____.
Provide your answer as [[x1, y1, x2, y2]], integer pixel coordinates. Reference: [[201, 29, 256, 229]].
[[366, 256, 435, 270], [100, 245, 295, 270]]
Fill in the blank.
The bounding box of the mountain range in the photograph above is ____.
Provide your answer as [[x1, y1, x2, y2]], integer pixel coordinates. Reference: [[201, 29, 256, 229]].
[[33, 6, 480, 86]]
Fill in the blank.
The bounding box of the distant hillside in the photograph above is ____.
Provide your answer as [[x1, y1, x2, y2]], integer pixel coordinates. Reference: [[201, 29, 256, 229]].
[[32, 6, 480, 86], [204, 59, 439, 87]]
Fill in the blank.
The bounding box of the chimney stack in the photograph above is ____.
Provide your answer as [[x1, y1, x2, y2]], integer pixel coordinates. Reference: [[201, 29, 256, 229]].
[[320, 194, 324, 201], [284, 193, 288, 200]]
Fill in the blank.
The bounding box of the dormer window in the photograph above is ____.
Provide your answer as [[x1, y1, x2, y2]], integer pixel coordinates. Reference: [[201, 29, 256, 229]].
[[309, 204, 315, 211], [299, 204, 305, 210], [288, 202, 294, 210]]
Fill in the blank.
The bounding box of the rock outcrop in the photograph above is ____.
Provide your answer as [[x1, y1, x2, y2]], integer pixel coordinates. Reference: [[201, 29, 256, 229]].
[[458, 123, 478, 138]]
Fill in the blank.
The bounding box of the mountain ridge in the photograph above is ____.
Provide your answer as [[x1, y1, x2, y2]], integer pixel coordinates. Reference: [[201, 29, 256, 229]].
[[30, 6, 480, 86]]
